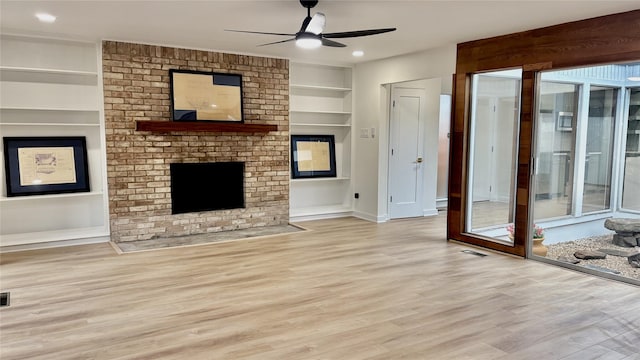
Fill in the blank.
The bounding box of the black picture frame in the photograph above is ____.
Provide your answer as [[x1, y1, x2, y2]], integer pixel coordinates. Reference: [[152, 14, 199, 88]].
[[3, 137, 90, 197], [169, 69, 244, 123], [291, 135, 337, 179]]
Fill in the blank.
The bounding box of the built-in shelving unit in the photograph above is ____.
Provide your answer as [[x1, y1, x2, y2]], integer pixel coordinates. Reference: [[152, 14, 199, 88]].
[[0, 34, 109, 248], [289, 63, 354, 221]]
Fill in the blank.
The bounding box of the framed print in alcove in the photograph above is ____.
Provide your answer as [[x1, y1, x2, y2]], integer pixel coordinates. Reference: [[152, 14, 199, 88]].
[[3, 137, 90, 197], [291, 135, 337, 179]]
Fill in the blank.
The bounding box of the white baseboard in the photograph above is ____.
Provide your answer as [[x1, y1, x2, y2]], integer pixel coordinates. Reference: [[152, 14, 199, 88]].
[[436, 198, 448, 209], [290, 211, 353, 223], [423, 208, 439, 217], [0, 235, 111, 253], [352, 211, 387, 223]]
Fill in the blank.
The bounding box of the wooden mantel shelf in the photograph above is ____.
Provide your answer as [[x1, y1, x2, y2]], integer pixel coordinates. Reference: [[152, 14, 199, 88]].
[[136, 121, 278, 133]]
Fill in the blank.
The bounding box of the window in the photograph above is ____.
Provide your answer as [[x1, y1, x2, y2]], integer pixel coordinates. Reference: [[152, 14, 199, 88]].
[[622, 87, 640, 211]]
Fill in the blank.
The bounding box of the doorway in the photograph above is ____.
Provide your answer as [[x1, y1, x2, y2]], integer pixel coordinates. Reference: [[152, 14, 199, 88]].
[[387, 79, 441, 220], [388, 86, 425, 218]]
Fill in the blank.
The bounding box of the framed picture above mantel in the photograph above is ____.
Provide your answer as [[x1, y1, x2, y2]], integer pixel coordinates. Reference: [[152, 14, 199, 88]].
[[169, 69, 244, 123]]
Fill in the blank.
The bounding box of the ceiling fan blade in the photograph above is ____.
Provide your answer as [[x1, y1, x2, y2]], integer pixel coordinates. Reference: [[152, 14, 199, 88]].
[[257, 38, 296, 47], [323, 28, 396, 39], [307, 12, 326, 35], [225, 29, 295, 36], [321, 38, 346, 48]]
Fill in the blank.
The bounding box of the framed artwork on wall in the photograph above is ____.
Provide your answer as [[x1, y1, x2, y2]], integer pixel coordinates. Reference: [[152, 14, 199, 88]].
[[291, 135, 337, 179], [3, 137, 90, 197], [169, 69, 244, 122]]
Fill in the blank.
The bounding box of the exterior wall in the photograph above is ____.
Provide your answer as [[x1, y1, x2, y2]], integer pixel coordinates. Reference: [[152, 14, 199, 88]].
[[102, 41, 289, 242]]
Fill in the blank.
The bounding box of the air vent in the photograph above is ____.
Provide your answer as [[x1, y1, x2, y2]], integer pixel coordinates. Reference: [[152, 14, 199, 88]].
[[461, 250, 488, 257], [0, 292, 9, 307]]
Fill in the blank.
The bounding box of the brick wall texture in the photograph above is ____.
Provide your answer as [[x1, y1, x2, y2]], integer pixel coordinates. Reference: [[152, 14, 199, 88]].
[[102, 41, 289, 242]]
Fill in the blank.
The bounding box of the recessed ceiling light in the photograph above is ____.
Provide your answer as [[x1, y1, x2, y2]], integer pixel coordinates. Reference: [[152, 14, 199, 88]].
[[35, 13, 56, 23], [352, 50, 364, 57], [628, 76, 640, 82]]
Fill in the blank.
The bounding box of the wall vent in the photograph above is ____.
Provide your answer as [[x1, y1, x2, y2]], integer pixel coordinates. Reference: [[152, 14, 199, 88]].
[[0, 292, 10, 307], [461, 250, 488, 257]]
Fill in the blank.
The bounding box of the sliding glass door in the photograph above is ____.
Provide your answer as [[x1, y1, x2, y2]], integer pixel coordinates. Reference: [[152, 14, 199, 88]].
[[622, 87, 640, 211], [534, 82, 579, 220], [582, 86, 617, 213], [466, 70, 521, 242]]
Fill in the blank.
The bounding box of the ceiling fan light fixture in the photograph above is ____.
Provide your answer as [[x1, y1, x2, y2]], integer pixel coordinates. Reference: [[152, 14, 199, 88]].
[[226, 0, 395, 49], [295, 33, 322, 49]]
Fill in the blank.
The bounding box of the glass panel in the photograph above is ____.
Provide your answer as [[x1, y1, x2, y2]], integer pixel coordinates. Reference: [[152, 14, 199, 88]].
[[436, 95, 451, 201], [467, 69, 521, 239], [530, 62, 640, 286], [582, 86, 617, 213], [534, 81, 579, 220], [622, 87, 640, 210]]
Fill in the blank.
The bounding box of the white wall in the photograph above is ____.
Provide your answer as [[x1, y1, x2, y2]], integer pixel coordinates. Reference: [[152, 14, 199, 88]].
[[351, 45, 456, 221]]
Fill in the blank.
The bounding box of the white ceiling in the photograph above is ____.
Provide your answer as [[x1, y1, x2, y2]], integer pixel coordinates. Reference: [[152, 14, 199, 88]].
[[1, 1, 638, 65]]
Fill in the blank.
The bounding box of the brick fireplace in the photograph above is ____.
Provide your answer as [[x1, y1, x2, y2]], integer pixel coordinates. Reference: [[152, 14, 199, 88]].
[[102, 41, 289, 242]]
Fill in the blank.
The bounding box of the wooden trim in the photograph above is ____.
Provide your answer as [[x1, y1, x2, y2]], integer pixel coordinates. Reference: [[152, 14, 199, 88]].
[[448, 9, 640, 257], [512, 70, 536, 257], [456, 10, 640, 74], [136, 121, 278, 133]]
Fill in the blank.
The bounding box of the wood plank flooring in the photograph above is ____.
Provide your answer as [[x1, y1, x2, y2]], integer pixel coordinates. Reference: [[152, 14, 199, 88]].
[[1, 214, 639, 359]]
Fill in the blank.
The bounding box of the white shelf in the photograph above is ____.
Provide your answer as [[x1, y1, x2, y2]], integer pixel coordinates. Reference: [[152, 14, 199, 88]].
[[0, 122, 100, 127], [0, 66, 97, 77], [1, 191, 104, 202], [290, 110, 352, 115], [291, 177, 351, 183], [0, 67, 98, 86], [290, 84, 352, 92], [291, 123, 351, 127], [1, 34, 98, 73], [1, 81, 99, 110], [0, 106, 99, 112], [0, 226, 109, 247]]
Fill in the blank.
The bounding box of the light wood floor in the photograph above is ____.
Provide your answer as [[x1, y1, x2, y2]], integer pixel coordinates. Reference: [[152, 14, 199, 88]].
[[1, 214, 639, 359]]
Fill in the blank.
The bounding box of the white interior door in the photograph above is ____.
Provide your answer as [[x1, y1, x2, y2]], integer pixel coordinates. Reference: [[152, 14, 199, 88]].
[[389, 87, 426, 219]]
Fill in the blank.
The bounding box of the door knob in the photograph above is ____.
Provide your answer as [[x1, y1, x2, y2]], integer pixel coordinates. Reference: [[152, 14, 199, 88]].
[[416, 157, 423, 163]]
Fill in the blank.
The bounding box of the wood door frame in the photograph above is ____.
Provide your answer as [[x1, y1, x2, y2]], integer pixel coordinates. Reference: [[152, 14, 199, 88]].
[[448, 10, 640, 256]]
